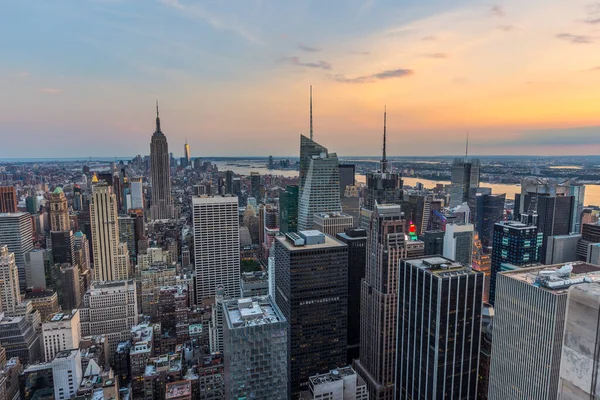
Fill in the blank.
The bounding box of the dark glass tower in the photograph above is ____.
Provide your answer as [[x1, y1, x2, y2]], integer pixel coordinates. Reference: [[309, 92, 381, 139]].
[[339, 164, 356, 196], [336, 228, 367, 364], [449, 157, 481, 208], [489, 221, 542, 305], [469, 188, 506, 249], [279, 185, 299, 234], [274, 231, 348, 394], [396, 256, 483, 399], [149, 102, 174, 220], [299, 135, 327, 191]]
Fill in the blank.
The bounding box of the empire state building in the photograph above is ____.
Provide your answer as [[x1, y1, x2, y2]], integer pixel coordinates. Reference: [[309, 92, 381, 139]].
[[150, 102, 175, 220]]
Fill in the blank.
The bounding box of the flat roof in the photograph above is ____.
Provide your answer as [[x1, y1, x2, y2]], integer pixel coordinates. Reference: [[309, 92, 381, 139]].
[[275, 233, 346, 251], [314, 212, 353, 219], [192, 195, 237, 204], [224, 296, 285, 329], [502, 262, 600, 295], [406, 257, 478, 277]]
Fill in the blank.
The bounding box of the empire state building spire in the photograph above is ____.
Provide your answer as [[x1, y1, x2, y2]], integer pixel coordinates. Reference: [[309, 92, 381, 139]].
[[155, 100, 162, 134], [380, 106, 388, 173]]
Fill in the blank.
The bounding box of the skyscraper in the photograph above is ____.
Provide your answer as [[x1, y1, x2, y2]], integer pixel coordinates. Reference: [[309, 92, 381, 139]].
[[468, 188, 505, 249], [274, 230, 348, 394], [339, 164, 356, 196], [279, 185, 299, 234], [299, 136, 328, 192], [184, 139, 190, 166], [396, 256, 483, 399], [361, 110, 403, 229], [90, 182, 129, 282], [450, 156, 481, 208], [129, 177, 144, 210], [250, 172, 261, 201], [297, 147, 342, 231], [150, 102, 175, 220], [0, 187, 17, 214], [49, 187, 70, 232], [0, 246, 22, 313], [443, 223, 474, 266], [336, 228, 368, 364], [489, 221, 542, 306], [192, 195, 240, 301], [354, 204, 424, 400], [223, 296, 288, 399], [0, 212, 33, 291], [488, 262, 600, 400]]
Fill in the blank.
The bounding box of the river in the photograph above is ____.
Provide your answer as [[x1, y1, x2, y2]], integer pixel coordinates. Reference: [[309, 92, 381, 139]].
[[212, 162, 600, 207]]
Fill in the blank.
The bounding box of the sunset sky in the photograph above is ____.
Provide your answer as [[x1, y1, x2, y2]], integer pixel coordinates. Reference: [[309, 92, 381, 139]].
[[2, 0, 600, 158]]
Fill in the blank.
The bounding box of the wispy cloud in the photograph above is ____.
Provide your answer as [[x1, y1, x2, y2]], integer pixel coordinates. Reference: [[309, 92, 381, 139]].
[[421, 36, 437, 41], [279, 56, 332, 70], [421, 52, 448, 59], [491, 5, 505, 17], [497, 24, 515, 31], [358, 0, 375, 14], [583, 3, 600, 23], [159, 0, 261, 44], [40, 88, 63, 94], [298, 43, 321, 52], [556, 32, 594, 43], [332, 68, 414, 83], [347, 50, 370, 55], [584, 17, 600, 23], [589, 66, 600, 71], [17, 71, 29, 77]]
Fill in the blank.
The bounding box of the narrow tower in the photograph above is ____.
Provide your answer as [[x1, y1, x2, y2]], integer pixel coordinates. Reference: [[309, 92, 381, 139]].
[[380, 106, 388, 173], [150, 101, 175, 220]]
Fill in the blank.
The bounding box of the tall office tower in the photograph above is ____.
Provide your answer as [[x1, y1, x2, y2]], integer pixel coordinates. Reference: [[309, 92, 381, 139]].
[[449, 157, 481, 208], [569, 184, 586, 233], [58, 264, 82, 310], [25, 249, 51, 289], [336, 228, 368, 364], [0, 246, 22, 313], [49, 187, 69, 231], [193, 195, 240, 301], [488, 262, 600, 400], [303, 366, 369, 400], [50, 230, 74, 265], [72, 231, 90, 271], [279, 185, 299, 234], [339, 164, 356, 196], [129, 177, 144, 210], [532, 196, 575, 264], [313, 212, 354, 237], [468, 188, 505, 249], [0, 187, 17, 213], [42, 310, 81, 362], [578, 223, 600, 261], [403, 194, 432, 237], [79, 280, 139, 354], [421, 230, 445, 256], [396, 257, 484, 399], [361, 111, 403, 230], [26, 194, 39, 214], [0, 212, 33, 291], [223, 296, 288, 399], [90, 182, 129, 282], [274, 230, 348, 394], [489, 221, 542, 306], [546, 234, 580, 264], [225, 170, 234, 194], [558, 282, 600, 398], [299, 135, 328, 192], [250, 172, 261, 201], [184, 139, 191, 166], [118, 216, 136, 259], [297, 150, 342, 231], [443, 223, 474, 266], [52, 349, 83, 400], [149, 102, 175, 220], [354, 204, 424, 400], [232, 177, 241, 199]]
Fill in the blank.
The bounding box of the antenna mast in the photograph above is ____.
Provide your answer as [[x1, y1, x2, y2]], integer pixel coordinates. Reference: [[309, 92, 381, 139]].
[[310, 85, 313, 140]]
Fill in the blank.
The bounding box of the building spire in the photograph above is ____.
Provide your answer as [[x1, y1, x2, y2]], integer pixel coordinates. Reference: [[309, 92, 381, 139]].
[[465, 131, 469, 161], [381, 106, 388, 173], [310, 85, 313, 140], [155, 100, 161, 133]]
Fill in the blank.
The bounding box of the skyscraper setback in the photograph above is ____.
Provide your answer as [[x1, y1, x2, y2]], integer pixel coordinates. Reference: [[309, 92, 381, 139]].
[[150, 102, 175, 220]]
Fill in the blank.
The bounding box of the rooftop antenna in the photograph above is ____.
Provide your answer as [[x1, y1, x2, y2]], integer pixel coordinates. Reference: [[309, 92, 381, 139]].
[[381, 106, 388, 173], [310, 85, 313, 140], [155, 100, 161, 133]]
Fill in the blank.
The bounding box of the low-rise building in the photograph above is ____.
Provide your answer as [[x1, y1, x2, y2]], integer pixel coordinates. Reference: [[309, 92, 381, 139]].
[[300, 366, 369, 400]]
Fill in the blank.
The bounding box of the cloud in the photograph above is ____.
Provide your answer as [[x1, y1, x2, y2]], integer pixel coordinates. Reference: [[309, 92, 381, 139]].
[[298, 43, 321, 52], [17, 71, 29, 77], [497, 24, 515, 32], [421, 52, 448, 59], [359, 0, 375, 14], [589, 66, 600, 71], [489, 126, 600, 147], [583, 17, 600, 24], [279, 57, 332, 70], [332, 68, 414, 83], [556, 33, 594, 43], [40, 88, 63, 94], [491, 5, 505, 17], [159, 0, 261, 44], [347, 50, 370, 55], [421, 36, 437, 41]]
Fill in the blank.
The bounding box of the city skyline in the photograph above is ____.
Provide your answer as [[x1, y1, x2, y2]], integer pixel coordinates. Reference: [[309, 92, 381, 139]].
[[2, 0, 600, 158]]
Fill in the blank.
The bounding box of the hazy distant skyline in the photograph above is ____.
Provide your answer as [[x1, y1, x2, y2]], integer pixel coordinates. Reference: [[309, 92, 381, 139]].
[[2, 0, 600, 158]]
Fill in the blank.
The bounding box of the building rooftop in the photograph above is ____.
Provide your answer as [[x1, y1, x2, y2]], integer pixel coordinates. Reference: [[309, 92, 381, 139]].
[[314, 212, 353, 219], [224, 296, 285, 329], [276, 231, 346, 250], [55, 349, 79, 360], [502, 262, 600, 295], [165, 381, 191, 399], [495, 221, 536, 230], [406, 257, 479, 278], [45, 310, 78, 323], [0, 212, 29, 218]]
